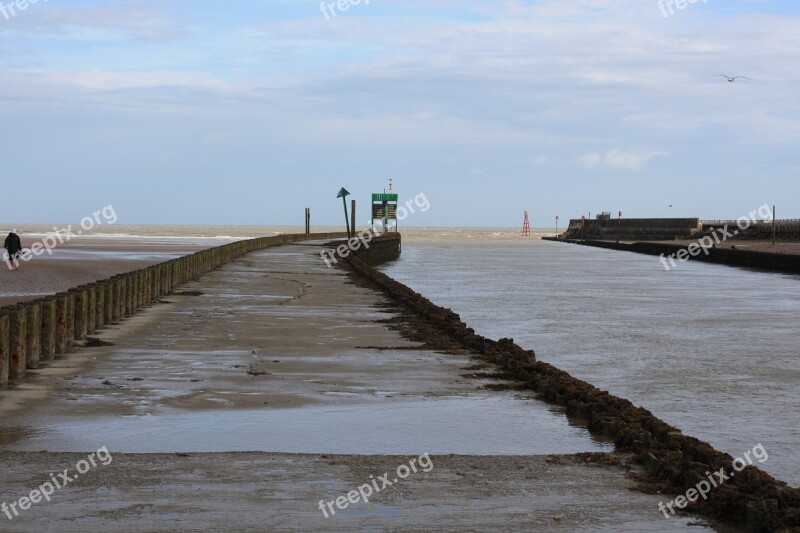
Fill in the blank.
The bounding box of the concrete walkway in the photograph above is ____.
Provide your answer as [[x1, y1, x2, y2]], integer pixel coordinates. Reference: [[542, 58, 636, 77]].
[[0, 242, 718, 531]]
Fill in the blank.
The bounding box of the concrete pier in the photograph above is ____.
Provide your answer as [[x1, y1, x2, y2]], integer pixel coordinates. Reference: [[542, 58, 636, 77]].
[[0, 237, 684, 532], [1, 233, 792, 531], [0, 232, 349, 385]]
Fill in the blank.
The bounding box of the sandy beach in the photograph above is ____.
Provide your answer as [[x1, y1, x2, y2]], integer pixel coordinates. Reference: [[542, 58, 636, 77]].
[[0, 238, 213, 307]]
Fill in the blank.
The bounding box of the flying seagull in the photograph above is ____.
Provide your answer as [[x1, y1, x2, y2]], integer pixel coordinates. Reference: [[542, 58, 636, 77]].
[[712, 75, 752, 83]]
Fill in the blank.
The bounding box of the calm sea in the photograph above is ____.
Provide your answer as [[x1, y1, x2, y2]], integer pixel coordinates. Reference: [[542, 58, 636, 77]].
[[381, 231, 800, 488]]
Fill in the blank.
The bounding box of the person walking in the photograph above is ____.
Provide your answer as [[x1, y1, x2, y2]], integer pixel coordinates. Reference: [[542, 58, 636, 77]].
[[4, 228, 22, 270]]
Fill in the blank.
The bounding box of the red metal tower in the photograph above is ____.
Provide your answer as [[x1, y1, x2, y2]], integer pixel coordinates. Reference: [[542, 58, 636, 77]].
[[521, 211, 531, 236]]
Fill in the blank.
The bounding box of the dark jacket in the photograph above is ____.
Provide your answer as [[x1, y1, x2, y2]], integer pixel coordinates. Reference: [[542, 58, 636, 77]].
[[4, 232, 22, 255]]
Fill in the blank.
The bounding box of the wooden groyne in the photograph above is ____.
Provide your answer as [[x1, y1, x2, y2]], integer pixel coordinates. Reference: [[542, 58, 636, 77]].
[[544, 238, 800, 275], [0, 232, 348, 390]]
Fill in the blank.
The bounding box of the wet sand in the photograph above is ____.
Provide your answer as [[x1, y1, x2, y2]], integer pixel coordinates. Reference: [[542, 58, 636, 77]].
[[0, 238, 212, 307], [0, 452, 709, 533], [0, 241, 716, 531]]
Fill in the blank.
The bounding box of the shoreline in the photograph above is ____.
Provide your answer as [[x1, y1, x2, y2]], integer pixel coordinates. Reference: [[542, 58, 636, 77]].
[[0, 238, 214, 307]]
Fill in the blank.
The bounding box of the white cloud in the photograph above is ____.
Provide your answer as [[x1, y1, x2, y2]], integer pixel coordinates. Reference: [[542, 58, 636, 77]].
[[1, 1, 183, 42], [582, 150, 668, 171], [581, 153, 603, 169], [0, 0, 798, 223], [605, 149, 668, 170]]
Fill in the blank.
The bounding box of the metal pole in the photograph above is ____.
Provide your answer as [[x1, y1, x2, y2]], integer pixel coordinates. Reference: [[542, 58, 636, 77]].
[[773, 205, 776, 245], [337, 188, 351, 237], [351, 199, 356, 238], [342, 196, 351, 237]]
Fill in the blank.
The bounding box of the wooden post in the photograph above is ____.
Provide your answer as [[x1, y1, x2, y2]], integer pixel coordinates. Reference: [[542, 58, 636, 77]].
[[95, 283, 105, 331], [55, 293, 69, 354], [124, 275, 133, 317], [103, 280, 114, 325], [8, 306, 27, 379], [773, 205, 776, 245], [0, 312, 9, 388], [351, 199, 356, 238], [65, 292, 75, 347], [25, 302, 41, 369], [86, 284, 97, 336], [73, 287, 88, 342], [40, 298, 57, 360]]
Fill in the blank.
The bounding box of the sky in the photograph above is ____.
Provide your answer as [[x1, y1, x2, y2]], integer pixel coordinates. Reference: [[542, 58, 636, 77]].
[[1, 0, 799, 228]]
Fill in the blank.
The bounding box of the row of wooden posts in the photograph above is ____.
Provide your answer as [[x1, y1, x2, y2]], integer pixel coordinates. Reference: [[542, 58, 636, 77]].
[[0, 232, 347, 390]]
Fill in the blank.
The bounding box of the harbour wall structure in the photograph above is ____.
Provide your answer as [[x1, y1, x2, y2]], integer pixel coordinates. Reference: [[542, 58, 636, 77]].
[[701, 219, 800, 241], [563, 218, 701, 241], [356, 233, 401, 265], [342, 253, 800, 532], [0, 232, 360, 390], [545, 237, 800, 275]]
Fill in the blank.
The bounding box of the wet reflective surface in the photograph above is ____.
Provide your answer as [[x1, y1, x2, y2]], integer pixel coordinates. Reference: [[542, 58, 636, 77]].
[[1, 395, 612, 454], [381, 239, 800, 487]]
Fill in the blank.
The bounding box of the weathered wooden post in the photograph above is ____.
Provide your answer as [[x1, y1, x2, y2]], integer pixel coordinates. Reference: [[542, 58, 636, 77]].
[[73, 287, 88, 342], [0, 311, 9, 388], [65, 291, 76, 347], [54, 292, 69, 354], [144, 268, 153, 305], [104, 280, 114, 325], [8, 306, 27, 379], [25, 301, 41, 369], [116, 276, 125, 319], [95, 283, 105, 331], [153, 266, 161, 301], [351, 199, 356, 239], [40, 298, 56, 360], [86, 284, 97, 336], [120, 275, 130, 318], [137, 270, 144, 309], [128, 270, 139, 315]]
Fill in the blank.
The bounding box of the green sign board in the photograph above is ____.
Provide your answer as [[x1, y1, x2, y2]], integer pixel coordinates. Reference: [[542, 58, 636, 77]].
[[372, 193, 398, 202]]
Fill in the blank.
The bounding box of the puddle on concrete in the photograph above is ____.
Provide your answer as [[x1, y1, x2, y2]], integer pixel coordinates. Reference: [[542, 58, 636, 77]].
[[1, 396, 613, 455]]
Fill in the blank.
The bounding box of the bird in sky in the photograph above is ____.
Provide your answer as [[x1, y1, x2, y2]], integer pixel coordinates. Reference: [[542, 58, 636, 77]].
[[712, 75, 752, 83]]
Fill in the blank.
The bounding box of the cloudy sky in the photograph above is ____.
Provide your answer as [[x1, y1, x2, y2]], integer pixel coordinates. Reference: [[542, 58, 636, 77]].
[[1, 0, 799, 227]]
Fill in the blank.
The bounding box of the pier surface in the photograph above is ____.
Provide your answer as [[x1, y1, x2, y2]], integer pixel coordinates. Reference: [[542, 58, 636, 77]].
[[0, 241, 710, 531]]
